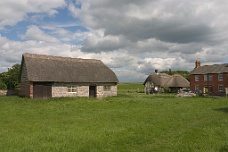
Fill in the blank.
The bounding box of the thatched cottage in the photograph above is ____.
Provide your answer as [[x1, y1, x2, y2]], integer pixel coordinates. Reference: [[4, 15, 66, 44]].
[[143, 72, 190, 94], [19, 53, 119, 99]]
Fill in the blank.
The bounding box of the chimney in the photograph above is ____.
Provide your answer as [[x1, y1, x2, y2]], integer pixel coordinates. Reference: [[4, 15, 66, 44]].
[[195, 60, 201, 68], [169, 68, 172, 75], [155, 69, 158, 73]]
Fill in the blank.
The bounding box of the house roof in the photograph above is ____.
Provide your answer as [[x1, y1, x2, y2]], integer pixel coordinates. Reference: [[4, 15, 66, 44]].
[[164, 74, 190, 88], [143, 73, 171, 86], [143, 73, 189, 88], [21, 53, 119, 83], [190, 63, 228, 75]]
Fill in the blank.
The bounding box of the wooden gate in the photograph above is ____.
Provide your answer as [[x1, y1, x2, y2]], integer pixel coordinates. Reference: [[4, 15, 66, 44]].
[[33, 83, 52, 99], [89, 86, 96, 97]]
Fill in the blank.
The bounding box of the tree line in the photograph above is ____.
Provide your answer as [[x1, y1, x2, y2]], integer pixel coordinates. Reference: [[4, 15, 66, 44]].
[[0, 64, 20, 90], [161, 70, 190, 80]]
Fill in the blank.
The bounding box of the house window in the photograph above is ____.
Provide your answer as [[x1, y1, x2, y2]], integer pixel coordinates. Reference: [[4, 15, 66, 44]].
[[195, 75, 199, 81], [103, 86, 111, 91], [218, 74, 223, 81], [204, 75, 207, 81], [209, 75, 213, 81], [218, 85, 223, 92], [68, 86, 77, 93], [195, 85, 199, 91]]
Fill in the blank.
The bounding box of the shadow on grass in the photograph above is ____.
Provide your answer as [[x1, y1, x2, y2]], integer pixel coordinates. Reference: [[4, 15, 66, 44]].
[[214, 108, 228, 113]]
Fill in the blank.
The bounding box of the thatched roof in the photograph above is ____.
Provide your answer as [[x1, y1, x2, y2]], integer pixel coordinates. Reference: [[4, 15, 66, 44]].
[[164, 74, 190, 88], [143, 73, 189, 88], [190, 64, 228, 75], [21, 53, 119, 83], [143, 73, 171, 86]]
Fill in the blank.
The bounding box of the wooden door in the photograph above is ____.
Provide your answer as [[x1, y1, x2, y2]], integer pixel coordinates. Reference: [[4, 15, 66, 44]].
[[33, 83, 52, 99], [89, 86, 96, 97]]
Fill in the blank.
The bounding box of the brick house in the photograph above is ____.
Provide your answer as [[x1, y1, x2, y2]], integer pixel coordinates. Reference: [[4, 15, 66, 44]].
[[19, 53, 119, 99], [190, 60, 228, 95]]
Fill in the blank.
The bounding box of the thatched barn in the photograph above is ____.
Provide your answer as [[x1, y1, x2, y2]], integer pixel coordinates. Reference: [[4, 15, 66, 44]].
[[19, 53, 119, 99], [143, 72, 190, 94]]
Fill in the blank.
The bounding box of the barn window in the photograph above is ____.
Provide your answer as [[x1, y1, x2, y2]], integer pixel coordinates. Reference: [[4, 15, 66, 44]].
[[68, 86, 77, 93], [103, 86, 111, 91]]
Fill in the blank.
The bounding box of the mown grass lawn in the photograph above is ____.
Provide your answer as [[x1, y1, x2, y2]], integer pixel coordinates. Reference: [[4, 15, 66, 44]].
[[0, 83, 228, 152]]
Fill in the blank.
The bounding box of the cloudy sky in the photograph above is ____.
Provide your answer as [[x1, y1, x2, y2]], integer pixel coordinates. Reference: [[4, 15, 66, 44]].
[[1, 0, 228, 82]]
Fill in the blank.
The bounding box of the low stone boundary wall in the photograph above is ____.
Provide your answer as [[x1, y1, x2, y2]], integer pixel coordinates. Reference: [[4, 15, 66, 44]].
[[0, 90, 19, 96], [0, 90, 7, 96]]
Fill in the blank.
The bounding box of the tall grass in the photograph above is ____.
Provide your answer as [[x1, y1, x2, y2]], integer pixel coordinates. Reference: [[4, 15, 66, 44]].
[[0, 83, 227, 151]]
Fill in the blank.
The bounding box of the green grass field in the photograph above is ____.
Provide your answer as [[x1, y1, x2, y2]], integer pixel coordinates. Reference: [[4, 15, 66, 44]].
[[0, 83, 228, 152]]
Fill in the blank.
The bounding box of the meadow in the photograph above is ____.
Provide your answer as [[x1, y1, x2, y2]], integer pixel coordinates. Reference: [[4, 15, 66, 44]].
[[0, 83, 228, 152]]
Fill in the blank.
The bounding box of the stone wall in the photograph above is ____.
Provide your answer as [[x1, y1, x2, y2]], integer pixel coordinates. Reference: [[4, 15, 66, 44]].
[[52, 83, 89, 98], [52, 84, 68, 97], [96, 85, 117, 98], [0, 90, 7, 96], [52, 82, 117, 98], [77, 86, 89, 97]]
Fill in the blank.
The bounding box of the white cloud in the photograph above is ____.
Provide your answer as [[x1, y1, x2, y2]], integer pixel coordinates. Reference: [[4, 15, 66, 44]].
[[81, 32, 126, 52], [21, 25, 60, 43], [0, 36, 77, 72], [115, 69, 147, 82], [41, 24, 89, 43], [70, 0, 228, 45], [0, 0, 65, 29]]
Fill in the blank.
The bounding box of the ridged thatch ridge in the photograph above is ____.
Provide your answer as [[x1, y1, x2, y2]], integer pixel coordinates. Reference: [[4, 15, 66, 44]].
[[21, 53, 119, 83], [190, 64, 228, 75]]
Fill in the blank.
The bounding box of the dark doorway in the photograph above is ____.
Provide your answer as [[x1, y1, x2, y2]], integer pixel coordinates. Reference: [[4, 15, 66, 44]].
[[89, 86, 96, 98], [33, 83, 52, 99]]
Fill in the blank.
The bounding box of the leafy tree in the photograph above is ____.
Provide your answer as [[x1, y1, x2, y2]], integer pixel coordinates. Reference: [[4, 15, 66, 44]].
[[0, 79, 7, 90], [0, 64, 21, 90]]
